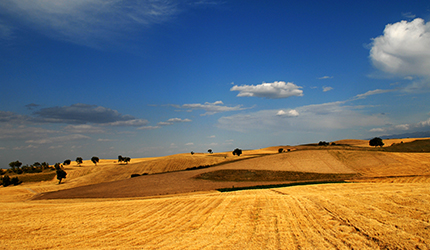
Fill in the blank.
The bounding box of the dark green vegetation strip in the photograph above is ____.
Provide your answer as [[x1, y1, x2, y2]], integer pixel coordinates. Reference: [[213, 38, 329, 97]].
[[195, 169, 357, 182], [217, 180, 349, 192]]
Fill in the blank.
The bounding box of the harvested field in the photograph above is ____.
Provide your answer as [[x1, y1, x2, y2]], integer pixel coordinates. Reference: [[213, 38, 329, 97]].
[[2, 140, 430, 249], [1, 182, 429, 249]]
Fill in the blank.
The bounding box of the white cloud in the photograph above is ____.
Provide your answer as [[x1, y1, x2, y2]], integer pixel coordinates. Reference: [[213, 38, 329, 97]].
[[107, 119, 149, 127], [97, 138, 115, 142], [0, 0, 182, 47], [370, 18, 430, 77], [231, 81, 303, 99], [25, 134, 90, 144], [181, 101, 248, 116], [157, 118, 191, 126], [185, 142, 194, 146], [369, 128, 386, 132], [218, 101, 387, 133], [353, 89, 394, 100], [369, 118, 430, 134], [277, 109, 299, 117], [64, 124, 105, 134], [402, 12, 416, 19], [323, 86, 333, 92], [318, 76, 333, 80], [0, 125, 57, 139], [137, 126, 160, 130], [167, 118, 192, 123]]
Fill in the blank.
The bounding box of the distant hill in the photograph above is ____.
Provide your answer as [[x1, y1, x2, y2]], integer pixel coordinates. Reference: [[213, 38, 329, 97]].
[[382, 139, 430, 152], [377, 131, 430, 139]]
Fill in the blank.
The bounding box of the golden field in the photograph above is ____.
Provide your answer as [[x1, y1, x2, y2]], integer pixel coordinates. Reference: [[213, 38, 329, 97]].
[[1, 138, 430, 249]]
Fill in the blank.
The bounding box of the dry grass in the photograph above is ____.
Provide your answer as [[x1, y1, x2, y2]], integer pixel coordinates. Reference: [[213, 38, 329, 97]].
[[1, 181, 429, 249], [1, 138, 430, 249]]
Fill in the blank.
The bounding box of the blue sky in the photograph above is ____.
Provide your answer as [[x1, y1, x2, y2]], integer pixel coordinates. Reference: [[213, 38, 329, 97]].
[[1, 0, 430, 167]]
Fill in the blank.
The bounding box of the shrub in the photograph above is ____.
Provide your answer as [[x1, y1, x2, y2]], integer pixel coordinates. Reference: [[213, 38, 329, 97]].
[[278, 148, 284, 153]]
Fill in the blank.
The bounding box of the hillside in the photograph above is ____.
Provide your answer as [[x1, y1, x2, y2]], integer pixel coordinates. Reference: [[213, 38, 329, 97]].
[[1, 138, 430, 249]]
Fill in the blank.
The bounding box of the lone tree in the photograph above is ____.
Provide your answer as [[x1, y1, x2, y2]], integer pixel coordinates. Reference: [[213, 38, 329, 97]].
[[54, 163, 67, 184], [118, 155, 124, 163], [9, 160, 22, 173], [191, 151, 194, 155], [124, 157, 131, 164], [232, 148, 242, 156], [91, 156, 99, 165], [76, 157, 83, 166], [63, 159, 71, 165], [208, 149, 213, 154], [369, 137, 384, 147]]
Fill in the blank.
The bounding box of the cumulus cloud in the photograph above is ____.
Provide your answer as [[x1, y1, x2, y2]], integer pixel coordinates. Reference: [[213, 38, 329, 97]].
[[0, 0, 182, 47], [370, 18, 430, 77], [230, 81, 303, 99], [181, 101, 248, 116], [277, 109, 299, 117]]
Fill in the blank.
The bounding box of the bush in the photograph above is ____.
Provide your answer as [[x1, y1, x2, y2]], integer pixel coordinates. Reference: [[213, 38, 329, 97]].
[[278, 148, 284, 153]]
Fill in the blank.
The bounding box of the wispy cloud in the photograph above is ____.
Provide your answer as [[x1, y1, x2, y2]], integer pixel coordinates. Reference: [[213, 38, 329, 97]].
[[218, 101, 387, 133], [25, 134, 90, 144], [0, 0, 183, 47], [0, 20, 13, 40], [318, 76, 333, 80], [402, 12, 416, 19], [231, 81, 303, 99], [180, 101, 249, 116], [157, 118, 192, 126], [352, 89, 394, 100], [64, 124, 105, 134], [323, 86, 333, 92], [370, 117, 430, 134]]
